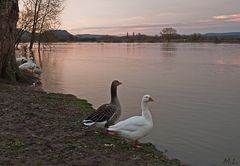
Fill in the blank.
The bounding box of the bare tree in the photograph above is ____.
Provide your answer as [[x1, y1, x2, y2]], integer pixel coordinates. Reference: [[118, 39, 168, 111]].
[[17, 0, 64, 50], [160, 28, 177, 42], [37, 0, 64, 49], [0, 0, 20, 80], [15, 3, 33, 49], [29, 0, 42, 49]]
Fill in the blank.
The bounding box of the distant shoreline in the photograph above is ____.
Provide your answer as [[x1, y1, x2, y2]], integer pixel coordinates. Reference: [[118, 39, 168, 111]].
[[18, 29, 240, 44], [19, 41, 240, 45]]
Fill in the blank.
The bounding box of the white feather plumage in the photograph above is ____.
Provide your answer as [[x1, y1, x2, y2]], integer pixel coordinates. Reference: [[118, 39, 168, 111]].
[[108, 95, 154, 141]]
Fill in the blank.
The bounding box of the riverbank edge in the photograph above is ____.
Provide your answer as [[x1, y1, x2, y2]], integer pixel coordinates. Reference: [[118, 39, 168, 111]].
[[0, 81, 186, 165]]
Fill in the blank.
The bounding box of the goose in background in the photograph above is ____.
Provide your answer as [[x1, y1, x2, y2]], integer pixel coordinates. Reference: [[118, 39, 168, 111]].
[[19, 57, 36, 71], [33, 66, 42, 75], [16, 57, 27, 65], [107, 95, 154, 147], [19, 57, 42, 75], [16, 49, 27, 66], [83, 80, 122, 127], [16, 51, 27, 65]]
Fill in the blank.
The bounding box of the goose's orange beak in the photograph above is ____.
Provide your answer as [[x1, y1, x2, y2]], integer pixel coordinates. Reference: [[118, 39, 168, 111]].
[[149, 97, 154, 102]]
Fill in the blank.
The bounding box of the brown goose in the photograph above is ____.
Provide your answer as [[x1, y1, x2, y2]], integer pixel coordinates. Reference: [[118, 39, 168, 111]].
[[83, 80, 122, 127]]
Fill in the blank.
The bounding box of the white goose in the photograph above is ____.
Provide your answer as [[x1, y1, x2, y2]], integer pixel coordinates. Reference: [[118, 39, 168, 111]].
[[107, 95, 154, 147], [16, 51, 27, 65], [33, 66, 42, 75], [19, 57, 36, 71], [19, 57, 42, 75]]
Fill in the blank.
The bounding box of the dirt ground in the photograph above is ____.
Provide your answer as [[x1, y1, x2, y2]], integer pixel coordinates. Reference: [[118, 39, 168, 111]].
[[0, 80, 184, 166]]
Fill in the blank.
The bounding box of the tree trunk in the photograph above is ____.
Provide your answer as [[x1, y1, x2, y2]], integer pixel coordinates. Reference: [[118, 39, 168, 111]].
[[38, 0, 50, 51], [29, 0, 41, 50], [15, 28, 26, 49], [0, 0, 20, 81]]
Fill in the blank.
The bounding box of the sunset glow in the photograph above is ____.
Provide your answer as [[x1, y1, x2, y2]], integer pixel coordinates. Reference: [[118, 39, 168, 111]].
[[59, 0, 240, 35], [213, 14, 240, 22]]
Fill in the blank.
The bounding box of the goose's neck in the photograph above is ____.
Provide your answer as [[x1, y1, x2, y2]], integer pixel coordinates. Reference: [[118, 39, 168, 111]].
[[110, 86, 120, 107], [141, 101, 152, 121], [111, 86, 117, 98]]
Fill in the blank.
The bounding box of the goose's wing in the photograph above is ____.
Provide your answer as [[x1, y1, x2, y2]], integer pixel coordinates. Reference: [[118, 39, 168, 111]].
[[16, 57, 22, 62], [108, 116, 146, 132], [104, 105, 121, 127], [19, 63, 30, 70], [29, 62, 37, 69], [84, 104, 119, 123]]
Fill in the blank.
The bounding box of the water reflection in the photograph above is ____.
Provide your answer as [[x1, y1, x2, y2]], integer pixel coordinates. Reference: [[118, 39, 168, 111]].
[[159, 43, 177, 67], [160, 43, 177, 54], [39, 50, 65, 92], [36, 43, 240, 166], [216, 57, 240, 65]]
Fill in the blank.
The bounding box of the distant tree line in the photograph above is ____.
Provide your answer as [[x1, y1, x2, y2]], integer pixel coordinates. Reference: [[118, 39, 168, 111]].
[[91, 28, 240, 43], [16, 27, 240, 44], [76, 28, 240, 43]]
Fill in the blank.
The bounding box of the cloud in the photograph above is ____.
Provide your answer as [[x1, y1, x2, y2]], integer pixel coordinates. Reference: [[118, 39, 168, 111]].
[[70, 23, 184, 31], [118, 16, 146, 22], [156, 12, 188, 17], [195, 19, 213, 23], [213, 14, 240, 22], [67, 17, 240, 35]]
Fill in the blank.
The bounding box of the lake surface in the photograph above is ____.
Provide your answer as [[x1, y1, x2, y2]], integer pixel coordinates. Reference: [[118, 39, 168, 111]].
[[35, 43, 240, 166]]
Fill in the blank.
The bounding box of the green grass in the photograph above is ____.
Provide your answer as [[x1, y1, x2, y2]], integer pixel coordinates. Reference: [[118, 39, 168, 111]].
[[5, 139, 25, 151], [45, 93, 94, 112]]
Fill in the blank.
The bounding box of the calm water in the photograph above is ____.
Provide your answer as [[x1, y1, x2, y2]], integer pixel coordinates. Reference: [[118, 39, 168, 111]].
[[35, 43, 240, 166]]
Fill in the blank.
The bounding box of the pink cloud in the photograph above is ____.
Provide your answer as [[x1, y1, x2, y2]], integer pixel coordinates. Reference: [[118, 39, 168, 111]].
[[213, 14, 240, 22]]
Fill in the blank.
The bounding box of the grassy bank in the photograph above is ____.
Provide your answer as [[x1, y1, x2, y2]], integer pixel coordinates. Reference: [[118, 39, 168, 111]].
[[0, 81, 185, 165]]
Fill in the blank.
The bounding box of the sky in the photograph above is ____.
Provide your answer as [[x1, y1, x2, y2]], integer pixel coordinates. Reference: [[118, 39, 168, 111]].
[[49, 0, 240, 35]]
